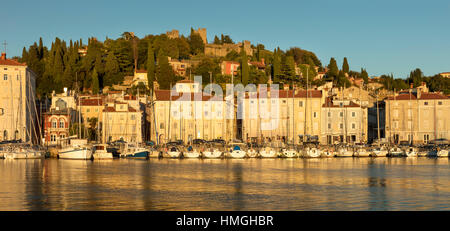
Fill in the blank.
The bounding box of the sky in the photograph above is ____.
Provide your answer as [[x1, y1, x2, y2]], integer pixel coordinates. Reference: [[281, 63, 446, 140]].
[[2, 0, 449, 78]]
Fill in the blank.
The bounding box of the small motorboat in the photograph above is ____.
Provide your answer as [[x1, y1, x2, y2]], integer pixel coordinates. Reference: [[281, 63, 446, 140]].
[[335, 147, 353, 157], [93, 144, 114, 159], [303, 147, 321, 158], [166, 146, 182, 158], [228, 144, 247, 158], [370, 147, 388, 157], [389, 146, 404, 157], [405, 147, 418, 157], [184, 145, 201, 158], [259, 146, 278, 158]]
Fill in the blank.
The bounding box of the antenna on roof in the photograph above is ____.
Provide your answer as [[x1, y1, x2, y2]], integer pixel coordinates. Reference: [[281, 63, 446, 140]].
[[2, 40, 7, 54]]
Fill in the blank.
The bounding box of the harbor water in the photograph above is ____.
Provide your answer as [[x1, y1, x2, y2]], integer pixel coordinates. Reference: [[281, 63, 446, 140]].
[[0, 157, 449, 210]]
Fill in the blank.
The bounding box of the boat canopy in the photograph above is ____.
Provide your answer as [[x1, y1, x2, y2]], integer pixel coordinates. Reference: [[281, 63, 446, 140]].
[[233, 145, 241, 151]]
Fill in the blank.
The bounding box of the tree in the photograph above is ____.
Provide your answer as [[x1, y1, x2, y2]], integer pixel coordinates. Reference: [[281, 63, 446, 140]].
[[336, 70, 351, 88], [91, 68, 100, 94], [146, 43, 156, 90], [240, 49, 249, 85], [189, 29, 205, 55], [193, 57, 221, 85], [272, 48, 282, 82], [408, 68, 423, 88], [157, 52, 174, 89], [213, 35, 221, 44], [282, 55, 296, 84], [342, 57, 349, 73], [326, 57, 339, 81], [104, 51, 120, 86], [360, 68, 369, 84]]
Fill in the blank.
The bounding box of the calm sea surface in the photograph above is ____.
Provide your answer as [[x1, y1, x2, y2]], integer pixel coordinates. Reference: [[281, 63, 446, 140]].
[[0, 158, 449, 211]]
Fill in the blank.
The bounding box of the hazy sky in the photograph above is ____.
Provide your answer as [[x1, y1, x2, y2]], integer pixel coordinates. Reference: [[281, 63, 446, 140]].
[[2, 0, 449, 78]]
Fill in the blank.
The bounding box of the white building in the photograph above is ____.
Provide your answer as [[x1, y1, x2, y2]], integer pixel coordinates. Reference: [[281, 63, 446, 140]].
[[0, 53, 38, 142]]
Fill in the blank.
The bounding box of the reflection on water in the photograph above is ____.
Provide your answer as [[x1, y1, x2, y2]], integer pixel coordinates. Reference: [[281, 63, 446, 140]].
[[0, 158, 449, 211]]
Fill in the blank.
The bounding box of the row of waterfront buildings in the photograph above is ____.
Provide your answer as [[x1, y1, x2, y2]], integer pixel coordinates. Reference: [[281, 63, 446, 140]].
[[1, 52, 449, 147]]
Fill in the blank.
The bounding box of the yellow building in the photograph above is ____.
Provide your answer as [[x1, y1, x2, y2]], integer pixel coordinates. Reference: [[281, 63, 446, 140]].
[[321, 97, 368, 144], [242, 89, 323, 144], [79, 97, 104, 128], [0, 53, 37, 142], [152, 90, 226, 144], [385, 90, 450, 144], [102, 101, 142, 143]]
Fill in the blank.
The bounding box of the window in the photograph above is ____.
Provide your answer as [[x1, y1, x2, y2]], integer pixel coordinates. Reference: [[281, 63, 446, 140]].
[[250, 100, 254, 104], [328, 112, 331, 117], [282, 100, 286, 103], [328, 123, 331, 129], [352, 123, 356, 129], [438, 101, 443, 105], [160, 123, 164, 129], [86, 109, 90, 113], [16, 75, 19, 80], [131, 115, 136, 120], [352, 112, 356, 117], [51, 134, 56, 142], [313, 112, 317, 118], [299, 101, 303, 107], [424, 102, 428, 105], [339, 102, 343, 107], [52, 119, 57, 128], [340, 112, 343, 117], [340, 123, 343, 129], [59, 119, 65, 128], [60, 134, 65, 139], [3, 74, 7, 80]]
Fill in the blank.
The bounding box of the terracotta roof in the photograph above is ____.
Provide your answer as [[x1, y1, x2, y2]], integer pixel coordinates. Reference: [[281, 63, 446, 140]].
[[103, 106, 137, 112], [177, 79, 195, 83], [322, 97, 361, 108], [386, 92, 447, 100], [135, 70, 147, 73], [242, 89, 322, 99], [155, 90, 218, 101], [0, 59, 27, 66], [124, 95, 137, 100], [80, 98, 103, 106]]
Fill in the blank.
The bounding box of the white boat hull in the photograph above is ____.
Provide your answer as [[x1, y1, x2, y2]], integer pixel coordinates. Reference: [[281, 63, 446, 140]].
[[167, 151, 181, 158], [282, 149, 298, 158], [229, 150, 247, 158], [4, 151, 44, 159], [247, 149, 258, 158], [260, 149, 277, 158], [355, 149, 370, 157], [336, 149, 353, 157], [59, 148, 93, 160], [203, 150, 222, 158], [305, 148, 321, 158], [184, 151, 201, 158], [93, 152, 113, 159], [437, 149, 449, 157]]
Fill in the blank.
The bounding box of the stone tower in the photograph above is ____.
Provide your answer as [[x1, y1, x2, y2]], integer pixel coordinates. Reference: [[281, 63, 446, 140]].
[[194, 28, 207, 44]]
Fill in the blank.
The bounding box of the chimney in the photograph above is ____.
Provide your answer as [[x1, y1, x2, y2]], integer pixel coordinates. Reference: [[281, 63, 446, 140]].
[[1, 53, 5, 60], [410, 83, 413, 89], [261, 58, 265, 65]]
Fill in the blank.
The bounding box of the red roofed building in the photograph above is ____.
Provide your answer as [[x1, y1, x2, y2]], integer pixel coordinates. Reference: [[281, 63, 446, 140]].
[[102, 101, 143, 143], [221, 61, 240, 76], [0, 52, 38, 143], [321, 97, 368, 144], [385, 89, 450, 144]]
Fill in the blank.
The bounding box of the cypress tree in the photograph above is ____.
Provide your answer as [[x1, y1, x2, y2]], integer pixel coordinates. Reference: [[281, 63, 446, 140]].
[[240, 48, 249, 85], [104, 51, 120, 86], [157, 52, 174, 90], [326, 57, 339, 81], [92, 68, 99, 94], [272, 48, 281, 82], [147, 43, 156, 90], [361, 68, 369, 84], [342, 57, 349, 73]]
